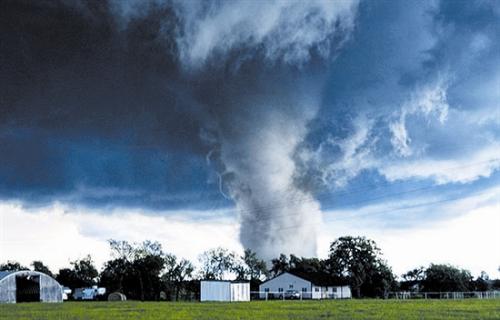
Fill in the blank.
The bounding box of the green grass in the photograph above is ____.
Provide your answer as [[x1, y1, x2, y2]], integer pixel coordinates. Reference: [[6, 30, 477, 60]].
[[1, 299, 499, 320]]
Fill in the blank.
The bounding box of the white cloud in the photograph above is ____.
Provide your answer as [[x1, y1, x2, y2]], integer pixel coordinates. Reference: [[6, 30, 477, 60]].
[[301, 114, 377, 188], [389, 119, 412, 157], [173, 0, 359, 67], [390, 80, 449, 157], [1, 186, 499, 278], [319, 186, 500, 277], [379, 143, 500, 184], [0, 202, 241, 272]]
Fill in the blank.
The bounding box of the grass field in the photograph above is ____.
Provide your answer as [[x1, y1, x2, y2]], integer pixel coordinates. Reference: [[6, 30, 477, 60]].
[[1, 299, 499, 320]]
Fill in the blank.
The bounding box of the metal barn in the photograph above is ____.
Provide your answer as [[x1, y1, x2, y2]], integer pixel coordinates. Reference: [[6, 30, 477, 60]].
[[0, 270, 63, 303], [200, 280, 250, 302]]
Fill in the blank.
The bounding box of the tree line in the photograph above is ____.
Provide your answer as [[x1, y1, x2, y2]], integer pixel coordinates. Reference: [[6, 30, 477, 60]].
[[1, 236, 498, 300]]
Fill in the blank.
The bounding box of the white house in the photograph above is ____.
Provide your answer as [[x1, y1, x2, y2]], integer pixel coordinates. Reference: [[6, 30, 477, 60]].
[[259, 271, 351, 300], [200, 280, 250, 302]]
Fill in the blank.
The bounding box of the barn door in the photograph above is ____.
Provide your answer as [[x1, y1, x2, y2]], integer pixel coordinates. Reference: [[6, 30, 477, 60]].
[[16, 275, 40, 302]]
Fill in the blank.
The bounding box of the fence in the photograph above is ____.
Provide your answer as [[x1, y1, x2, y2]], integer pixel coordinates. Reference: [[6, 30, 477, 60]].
[[249, 291, 500, 301], [249, 291, 350, 301], [388, 291, 500, 300]]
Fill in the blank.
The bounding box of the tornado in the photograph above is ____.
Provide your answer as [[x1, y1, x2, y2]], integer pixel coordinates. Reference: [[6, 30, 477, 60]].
[[113, 0, 359, 259], [171, 0, 359, 259]]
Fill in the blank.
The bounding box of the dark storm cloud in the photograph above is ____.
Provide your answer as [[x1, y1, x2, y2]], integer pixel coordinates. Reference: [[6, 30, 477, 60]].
[[0, 0, 360, 258], [1, 0, 190, 141], [0, 0, 218, 208]]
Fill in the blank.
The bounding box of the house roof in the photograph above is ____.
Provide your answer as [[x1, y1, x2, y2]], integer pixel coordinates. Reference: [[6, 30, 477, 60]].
[[261, 271, 348, 287], [289, 271, 347, 286]]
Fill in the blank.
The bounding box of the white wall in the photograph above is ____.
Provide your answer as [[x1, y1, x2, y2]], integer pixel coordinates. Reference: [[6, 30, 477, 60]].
[[200, 281, 230, 302], [312, 285, 351, 299], [312, 285, 327, 299], [230, 282, 250, 301], [340, 286, 351, 299], [259, 273, 311, 299], [201, 281, 250, 302]]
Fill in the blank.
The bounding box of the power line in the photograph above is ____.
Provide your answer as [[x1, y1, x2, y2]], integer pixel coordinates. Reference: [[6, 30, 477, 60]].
[[226, 158, 499, 221], [244, 183, 460, 224], [271, 189, 494, 232]]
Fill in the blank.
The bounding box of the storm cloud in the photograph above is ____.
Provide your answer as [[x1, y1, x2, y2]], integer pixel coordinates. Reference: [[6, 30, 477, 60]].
[[1, 0, 499, 260], [0, 0, 359, 258]]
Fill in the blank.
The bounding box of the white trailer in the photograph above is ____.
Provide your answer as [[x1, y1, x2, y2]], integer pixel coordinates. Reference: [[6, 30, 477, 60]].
[[200, 280, 250, 302], [73, 286, 106, 300]]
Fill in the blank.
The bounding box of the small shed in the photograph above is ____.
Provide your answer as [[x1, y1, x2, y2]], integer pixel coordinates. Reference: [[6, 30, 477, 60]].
[[0, 270, 63, 303], [200, 280, 250, 302]]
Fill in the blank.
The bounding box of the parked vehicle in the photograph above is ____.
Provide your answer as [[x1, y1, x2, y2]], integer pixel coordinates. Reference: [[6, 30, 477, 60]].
[[73, 286, 106, 301], [284, 290, 301, 300], [62, 287, 72, 300]]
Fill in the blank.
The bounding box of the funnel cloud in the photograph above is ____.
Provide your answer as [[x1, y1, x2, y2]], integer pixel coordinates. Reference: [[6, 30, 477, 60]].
[[166, 0, 359, 258], [111, 0, 360, 258]]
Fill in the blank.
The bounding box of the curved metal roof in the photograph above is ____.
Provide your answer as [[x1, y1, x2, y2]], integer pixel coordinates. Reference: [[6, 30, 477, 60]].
[[0, 271, 14, 281], [0, 270, 55, 283]]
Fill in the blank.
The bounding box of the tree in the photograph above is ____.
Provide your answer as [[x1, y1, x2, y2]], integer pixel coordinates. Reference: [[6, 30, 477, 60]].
[[108, 239, 135, 261], [56, 268, 81, 290], [230, 249, 269, 291], [133, 241, 166, 301], [100, 240, 165, 301], [56, 255, 98, 290], [233, 249, 268, 281], [361, 260, 397, 298], [401, 266, 425, 291], [100, 240, 135, 294], [422, 264, 473, 292], [327, 236, 395, 298], [99, 257, 130, 293], [289, 255, 325, 274], [0, 261, 29, 271], [162, 254, 194, 300], [402, 267, 425, 282], [270, 254, 326, 276], [473, 271, 490, 291], [198, 247, 237, 280], [31, 261, 54, 277], [71, 255, 98, 287], [270, 254, 290, 276]]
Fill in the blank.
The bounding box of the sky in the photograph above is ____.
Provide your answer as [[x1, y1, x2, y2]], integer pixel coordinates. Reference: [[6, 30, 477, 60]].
[[0, 0, 499, 278]]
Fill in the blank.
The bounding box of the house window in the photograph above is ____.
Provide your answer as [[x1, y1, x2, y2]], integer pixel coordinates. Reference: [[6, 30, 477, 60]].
[[315, 287, 319, 292], [289, 284, 293, 289], [302, 288, 307, 292], [278, 288, 283, 292], [264, 288, 269, 293]]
